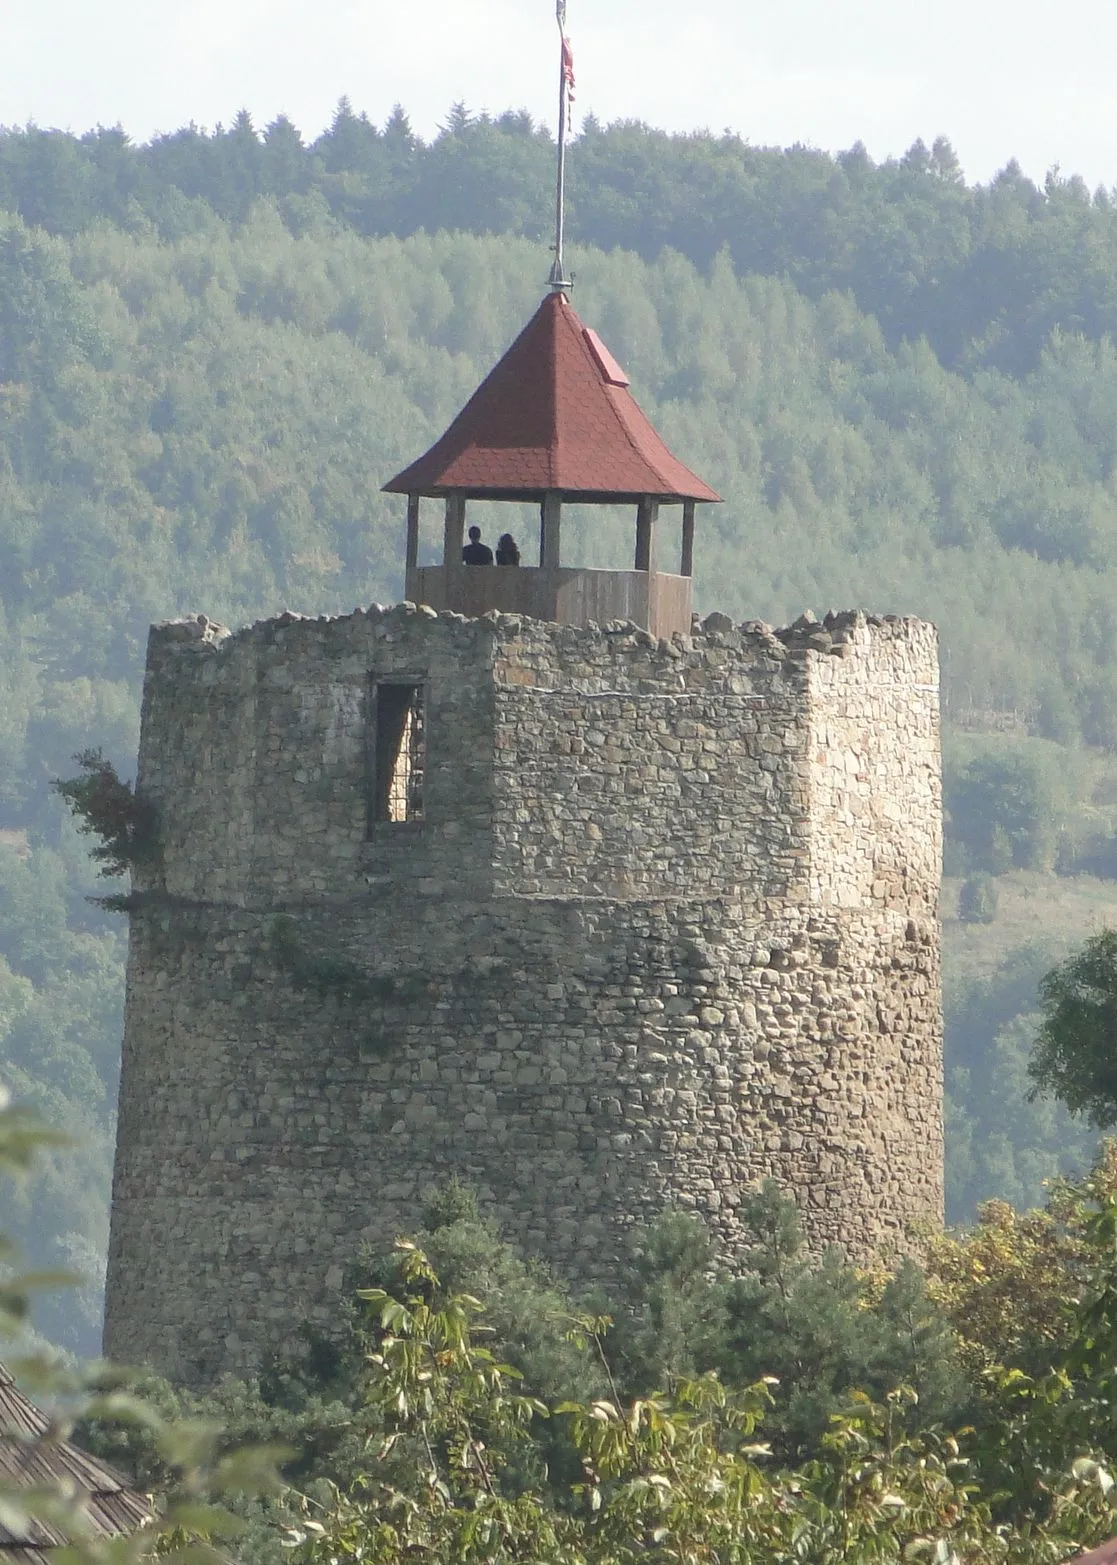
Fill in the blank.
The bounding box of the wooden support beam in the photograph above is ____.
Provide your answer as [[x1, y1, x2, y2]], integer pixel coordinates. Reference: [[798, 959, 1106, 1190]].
[[635, 498, 659, 573], [405, 494, 420, 569], [443, 495, 465, 567], [540, 491, 562, 569], [680, 500, 695, 578]]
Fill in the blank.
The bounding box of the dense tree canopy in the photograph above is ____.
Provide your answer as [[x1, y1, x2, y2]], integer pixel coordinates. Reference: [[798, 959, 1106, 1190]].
[[5, 110, 1117, 378], [68, 1158, 1117, 1565]]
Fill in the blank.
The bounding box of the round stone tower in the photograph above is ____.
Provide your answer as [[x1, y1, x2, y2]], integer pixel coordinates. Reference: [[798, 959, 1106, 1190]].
[[104, 294, 942, 1385], [105, 602, 941, 1384]]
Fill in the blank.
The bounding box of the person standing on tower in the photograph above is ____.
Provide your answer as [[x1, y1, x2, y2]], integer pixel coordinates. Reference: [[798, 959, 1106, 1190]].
[[462, 525, 494, 564]]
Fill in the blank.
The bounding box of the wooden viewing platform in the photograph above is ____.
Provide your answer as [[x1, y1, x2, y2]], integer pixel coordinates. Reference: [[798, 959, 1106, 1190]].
[[406, 563, 693, 639], [384, 291, 719, 639]]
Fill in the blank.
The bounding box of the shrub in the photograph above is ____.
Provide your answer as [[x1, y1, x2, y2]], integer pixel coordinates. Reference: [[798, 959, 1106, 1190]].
[[946, 745, 1062, 873], [959, 873, 999, 922], [52, 748, 157, 878]]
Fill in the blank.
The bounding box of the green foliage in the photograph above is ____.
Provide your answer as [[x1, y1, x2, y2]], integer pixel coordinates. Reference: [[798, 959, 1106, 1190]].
[[946, 745, 1064, 874], [959, 873, 999, 923], [11, 114, 1117, 1348], [603, 1208, 722, 1393], [348, 1188, 606, 1441], [287, 1213, 1117, 1565], [1030, 928, 1117, 1126], [9, 112, 1117, 384], [53, 749, 157, 879], [0, 815, 123, 1353], [0, 212, 104, 384], [945, 941, 1099, 1220], [341, 1186, 971, 1476], [619, 1188, 967, 1463], [922, 1147, 1117, 1520], [68, 1157, 1117, 1564], [0, 1092, 288, 1565]]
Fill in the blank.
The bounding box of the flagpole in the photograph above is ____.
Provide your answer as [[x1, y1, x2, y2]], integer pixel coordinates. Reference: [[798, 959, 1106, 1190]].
[[549, 0, 571, 291]]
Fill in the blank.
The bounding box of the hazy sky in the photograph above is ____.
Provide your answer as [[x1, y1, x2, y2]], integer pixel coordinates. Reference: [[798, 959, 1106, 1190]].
[[4, 0, 1114, 188]]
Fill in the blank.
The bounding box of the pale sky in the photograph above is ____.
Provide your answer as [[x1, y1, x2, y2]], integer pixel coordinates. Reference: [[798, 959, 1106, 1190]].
[[4, 0, 1115, 189]]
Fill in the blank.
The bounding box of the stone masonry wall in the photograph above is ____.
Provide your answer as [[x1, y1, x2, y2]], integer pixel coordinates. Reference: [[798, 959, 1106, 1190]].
[[105, 604, 942, 1385], [807, 616, 940, 915], [138, 606, 499, 903], [490, 620, 811, 900]]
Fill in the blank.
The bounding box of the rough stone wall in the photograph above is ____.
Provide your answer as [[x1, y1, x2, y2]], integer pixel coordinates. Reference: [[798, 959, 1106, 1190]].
[[139, 606, 499, 903], [489, 620, 812, 900], [807, 617, 940, 915], [105, 605, 942, 1385]]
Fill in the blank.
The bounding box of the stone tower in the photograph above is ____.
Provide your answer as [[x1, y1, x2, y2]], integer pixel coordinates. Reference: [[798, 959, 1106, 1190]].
[[104, 294, 942, 1386]]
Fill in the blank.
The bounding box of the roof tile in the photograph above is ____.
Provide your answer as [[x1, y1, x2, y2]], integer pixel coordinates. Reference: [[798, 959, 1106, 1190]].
[[384, 293, 720, 504], [0, 1362, 151, 1559]]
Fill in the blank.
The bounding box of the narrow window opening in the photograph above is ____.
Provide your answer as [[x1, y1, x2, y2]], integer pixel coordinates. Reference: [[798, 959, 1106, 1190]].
[[372, 681, 426, 825]]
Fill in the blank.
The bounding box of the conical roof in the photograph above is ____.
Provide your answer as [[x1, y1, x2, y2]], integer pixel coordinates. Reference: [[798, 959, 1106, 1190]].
[[0, 1362, 151, 1563], [384, 292, 720, 504]]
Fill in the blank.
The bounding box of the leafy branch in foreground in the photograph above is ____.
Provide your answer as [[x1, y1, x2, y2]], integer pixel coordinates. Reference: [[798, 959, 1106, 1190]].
[[291, 1237, 1117, 1565], [0, 1087, 288, 1565]]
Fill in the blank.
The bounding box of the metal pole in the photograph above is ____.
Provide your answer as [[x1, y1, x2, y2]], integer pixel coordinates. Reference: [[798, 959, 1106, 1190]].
[[549, 1, 571, 291]]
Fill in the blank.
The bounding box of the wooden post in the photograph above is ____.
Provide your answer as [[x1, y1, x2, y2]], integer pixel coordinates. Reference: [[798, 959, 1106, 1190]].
[[443, 495, 465, 567], [540, 491, 562, 569], [680, 500, 695, 577], [405, 494, 420, 570], [635, 498, 659, 573]]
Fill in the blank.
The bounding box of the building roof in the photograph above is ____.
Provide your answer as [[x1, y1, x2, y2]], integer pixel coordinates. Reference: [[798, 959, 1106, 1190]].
[[383, 292, 721, 505], [0, 1362, 151, 1564], [1068, 1541, 1117, 1565]]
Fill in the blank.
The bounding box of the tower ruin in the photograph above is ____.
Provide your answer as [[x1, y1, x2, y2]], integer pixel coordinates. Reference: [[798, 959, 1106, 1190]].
[[103, 288, 942, 1385]]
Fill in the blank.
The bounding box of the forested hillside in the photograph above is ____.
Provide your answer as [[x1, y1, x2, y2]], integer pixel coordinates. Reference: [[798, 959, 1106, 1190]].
[[6, 106, 1117, 379], [5, 109, 1117, 1353]]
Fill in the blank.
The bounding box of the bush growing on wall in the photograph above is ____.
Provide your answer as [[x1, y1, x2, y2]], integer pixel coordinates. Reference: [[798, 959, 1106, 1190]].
[[52, 749, 157, 878]]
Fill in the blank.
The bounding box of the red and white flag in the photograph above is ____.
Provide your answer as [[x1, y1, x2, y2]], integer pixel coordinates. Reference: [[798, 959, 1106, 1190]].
[[556, 0, 575, 102], [561, 35, 576, 101]]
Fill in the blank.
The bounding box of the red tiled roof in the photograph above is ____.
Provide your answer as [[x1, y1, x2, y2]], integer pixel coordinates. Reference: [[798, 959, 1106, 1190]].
[[383, 293, 721, 504]]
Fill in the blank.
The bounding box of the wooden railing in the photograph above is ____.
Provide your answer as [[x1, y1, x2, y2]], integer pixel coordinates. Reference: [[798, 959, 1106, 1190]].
[[405, 565, 693, 639]]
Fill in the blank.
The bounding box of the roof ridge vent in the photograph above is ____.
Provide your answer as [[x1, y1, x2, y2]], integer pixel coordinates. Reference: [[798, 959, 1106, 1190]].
[[582, 326, 630, 387]]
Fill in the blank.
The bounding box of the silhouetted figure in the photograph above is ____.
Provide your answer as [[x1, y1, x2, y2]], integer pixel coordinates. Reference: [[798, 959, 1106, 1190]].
[[461, 525, 494, 565], [495, 533, 521, 566]]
